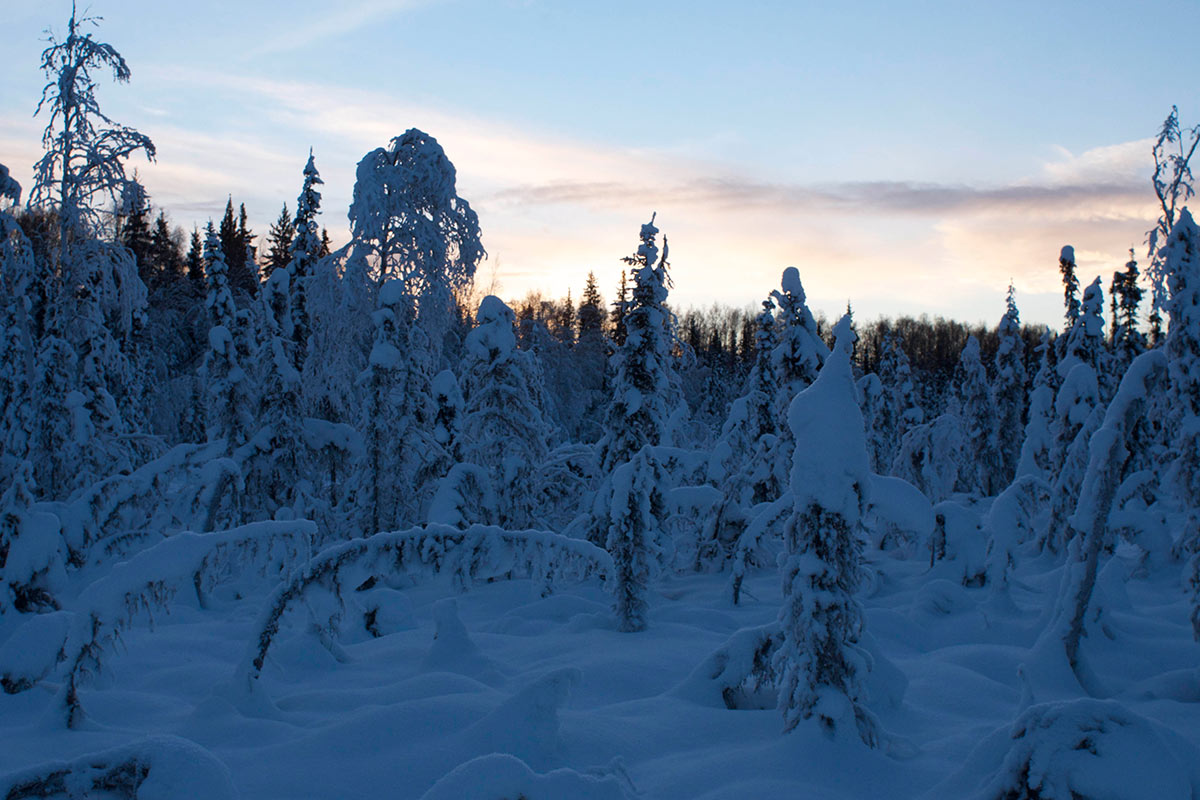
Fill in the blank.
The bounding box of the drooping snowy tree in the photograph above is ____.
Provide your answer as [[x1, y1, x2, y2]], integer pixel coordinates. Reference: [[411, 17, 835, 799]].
[[993, 286, 1027, 487], [0, 206, 38, 472], [346, 129, 484, 365], [30, 5, 155, 246], [459, 296, 553, 529], [775, 315, 877, 746], [30, 314, 80, 499]]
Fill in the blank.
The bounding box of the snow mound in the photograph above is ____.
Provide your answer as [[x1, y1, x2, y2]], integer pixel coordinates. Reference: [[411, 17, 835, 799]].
[[0, 736, 236, 800], [962, 698, 1199, 800], [420, 753, 633, 800]]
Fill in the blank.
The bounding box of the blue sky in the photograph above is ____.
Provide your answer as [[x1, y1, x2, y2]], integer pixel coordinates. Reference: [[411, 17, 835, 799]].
[[2, 0, 1197, 327]]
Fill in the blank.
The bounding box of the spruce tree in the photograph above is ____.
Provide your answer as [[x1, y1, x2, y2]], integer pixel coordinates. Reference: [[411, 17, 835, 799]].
[[993, 285, 1027, 486], [202, 225, 251, 452], [263, 203, 295, 279], [775, 315, 877, 746], [952, 336, 999, 495], [1060, 245, 1080, 329], [185, 227, 204, 287], [289, 150, 323, 370]]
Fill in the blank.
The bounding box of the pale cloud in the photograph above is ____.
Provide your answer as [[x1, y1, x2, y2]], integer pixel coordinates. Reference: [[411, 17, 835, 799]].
[[1, 64, 1166, 329], [248, 0, 430, 58]]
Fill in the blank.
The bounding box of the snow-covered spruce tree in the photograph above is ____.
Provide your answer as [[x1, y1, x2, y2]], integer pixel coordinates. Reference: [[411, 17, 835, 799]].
[[252, 267, 304, 517], [459, 296, 552, 529], [1146, 106, 1200, 348], [351, 279, 410, 536], [346, 129, 484, 365], [0, 204, 38, 472], [775, 315, 877, 745], [993, 285, 1027, 487], [607, 446, 667, 632], [0, 459, 66, 614], [857, 373, 894, 475], [951, 336, 999, 496], [589, 216, 676, 568], [1016, 328, 1057, 480], [876, 333, 923, 458], [598, 215, 674, 474], [1057, 277, 1107, 386], [201, 225, 252, 453], [1158, 209, 1200, 619], [289, 149, 323, 371], [1041, 363, 1101, 554], [767, 267, 829, 496], [707, 299, 780, 571], [30, 312, 80, 500], [432, 369, 464, 464]]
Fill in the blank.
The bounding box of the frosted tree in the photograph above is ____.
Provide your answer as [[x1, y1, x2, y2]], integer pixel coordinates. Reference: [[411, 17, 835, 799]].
[[1016, 328, 1057, 480], [1109, 249, 1146, 373], [346, 129, 484, 363], [952, 336, 999, 495], [707, 299, 781, 567], [606, 446, 667, 631], [1159, 210, 1200, 610], [775, 315, 877, 746], [0, 208, 37, 470], [0, 162, 20, 208], [598, 215, 674, 473], [289, 150, 323, 370], [351, 279, 409, 535], [202, 226, 252, 453], [857, 373, 893, 474], [253, 267, 303, 517], [1146, 106, 1199, 347], [30, 316, 79, 499], [1042, 364, 1101, 553], [432, 369, 464, 464], [993, 285, 1027, 486], [877, 334, 923, 449], [30, 4, 155, 244], [459, 296, 552, 528]]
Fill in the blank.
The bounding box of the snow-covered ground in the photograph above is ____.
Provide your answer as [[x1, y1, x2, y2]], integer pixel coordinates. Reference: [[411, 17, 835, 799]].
[[3, 541, 1197, 799]]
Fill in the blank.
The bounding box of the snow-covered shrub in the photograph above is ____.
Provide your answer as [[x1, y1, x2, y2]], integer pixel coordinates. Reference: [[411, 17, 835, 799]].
[[970, 699, 1196, 800], [0, 736, 237, 800], [891, 413, 963, 504]]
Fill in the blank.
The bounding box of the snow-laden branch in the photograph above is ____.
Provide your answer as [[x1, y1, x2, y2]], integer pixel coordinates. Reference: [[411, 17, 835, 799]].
[[0, 520, 314, 728], [236, 524, 612, 688]]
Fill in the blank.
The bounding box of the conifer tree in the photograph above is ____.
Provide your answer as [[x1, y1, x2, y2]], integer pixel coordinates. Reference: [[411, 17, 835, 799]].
[[1109, 250, 1146, 371], [993, 285, 1027, 486], [1059, 245, 1080, 329], [119, 178, 152, 283], [289, 150, 323, 370], [599, 215, 674, 473], [1016, 328, 1058, 480], [263, 203, 295, 278], [185, 227, 204, 287], [952, 336, 999, 495], [877, 333, 923, 447], [460, 296, 552, 528], [578, 271, 604, 341], [352, 279, 408, 535], [149, 211, 183, 289], [202, 225, 252, 451], [775, 315, 877, 746], [610, 269, 629, 349], [607, 446, 666, 632], [254, 267, 302, 517]]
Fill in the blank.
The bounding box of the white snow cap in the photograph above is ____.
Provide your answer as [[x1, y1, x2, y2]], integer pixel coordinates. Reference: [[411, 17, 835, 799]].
[[1060, 245, 1075, 262], [788, 313, 870, 522], [780, 266, 805, 300], [379, 277, 407, 308]]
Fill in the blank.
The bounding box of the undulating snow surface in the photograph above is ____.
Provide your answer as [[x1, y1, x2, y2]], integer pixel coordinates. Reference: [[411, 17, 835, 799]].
[[2, 542, 1198, 799]]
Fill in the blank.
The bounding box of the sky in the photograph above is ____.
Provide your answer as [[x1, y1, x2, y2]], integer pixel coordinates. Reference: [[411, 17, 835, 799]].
[[1, 0, 1198, 328]]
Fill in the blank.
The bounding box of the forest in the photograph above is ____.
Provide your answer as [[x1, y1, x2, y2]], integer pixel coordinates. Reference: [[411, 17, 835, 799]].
[[1, 7, 1199, 800]]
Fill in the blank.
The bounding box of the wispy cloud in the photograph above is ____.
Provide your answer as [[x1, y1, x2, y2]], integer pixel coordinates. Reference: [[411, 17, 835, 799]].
[[247, 0, 430, 58]]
